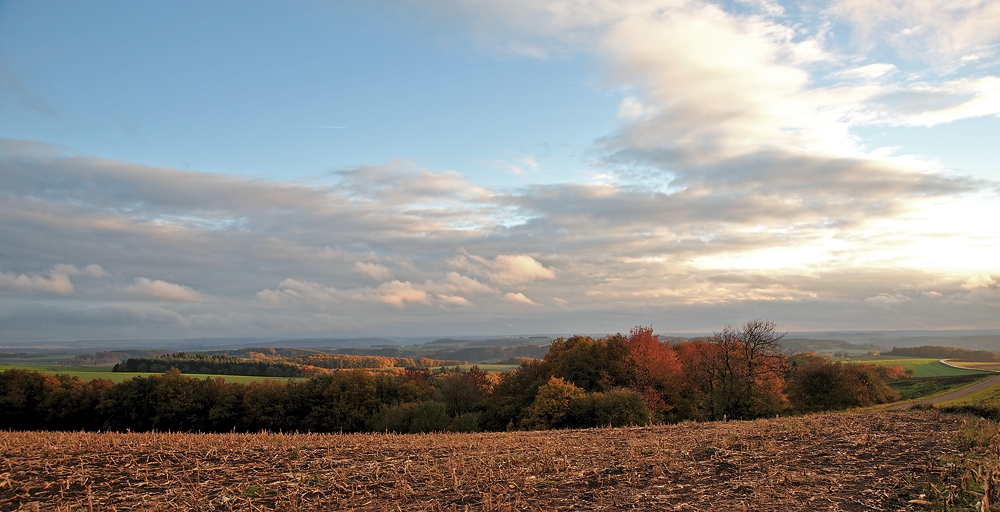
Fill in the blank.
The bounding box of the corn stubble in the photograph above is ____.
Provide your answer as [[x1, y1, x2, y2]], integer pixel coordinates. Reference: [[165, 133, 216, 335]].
[[0, 411, 982, 511]]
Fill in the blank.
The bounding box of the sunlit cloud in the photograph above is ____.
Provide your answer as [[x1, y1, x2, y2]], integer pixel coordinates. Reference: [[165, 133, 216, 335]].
[[125, 278, 203, 302], [0, 264, 106, 295], [355, 262, 393, 281], [503, 292, 538, 306]]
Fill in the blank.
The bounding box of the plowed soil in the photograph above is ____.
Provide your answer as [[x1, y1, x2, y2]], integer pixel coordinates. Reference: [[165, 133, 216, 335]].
[[0, 411, 973, 511]]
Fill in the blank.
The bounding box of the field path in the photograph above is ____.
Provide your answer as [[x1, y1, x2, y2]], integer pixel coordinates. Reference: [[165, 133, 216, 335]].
[[888, 373, 1000, 410]]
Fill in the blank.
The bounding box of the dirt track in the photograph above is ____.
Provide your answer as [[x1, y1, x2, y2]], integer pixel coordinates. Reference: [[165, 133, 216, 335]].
[[0, 410, 973, 511]]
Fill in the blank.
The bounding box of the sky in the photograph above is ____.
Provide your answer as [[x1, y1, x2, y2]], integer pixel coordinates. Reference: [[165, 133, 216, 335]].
[[1, 0, 1000, 342]]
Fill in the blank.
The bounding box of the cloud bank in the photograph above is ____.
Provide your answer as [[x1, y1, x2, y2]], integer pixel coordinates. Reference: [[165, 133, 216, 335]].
[[2, 0, 1000, 340]]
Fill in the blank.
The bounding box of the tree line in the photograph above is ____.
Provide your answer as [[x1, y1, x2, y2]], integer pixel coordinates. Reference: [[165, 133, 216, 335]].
[[1, 320, 904, 433], [885, 345, 1000, 362], [113, 353, 466, 377]]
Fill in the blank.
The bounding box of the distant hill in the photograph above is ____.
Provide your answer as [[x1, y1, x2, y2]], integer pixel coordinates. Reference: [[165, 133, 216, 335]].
[[780, 338, 878, 356], [885, 345, 1000, 361], [886, 335, 1000, 352], [424, 337, 553, 348], [71, 350, 172, 365]]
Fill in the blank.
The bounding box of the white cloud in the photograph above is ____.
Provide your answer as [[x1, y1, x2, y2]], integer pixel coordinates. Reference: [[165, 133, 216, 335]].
[[503, 292, 538, 305], [437, 294, 473, 306], [0, 264, 107, 295], [126, 278, 202, 302], [835, 0, 1000, 60], [0, 270, 74, 294], [356, 280, 429, 309], [837, 63, 898, 81], [489, 254, 555, 285], [354, 261, 393, 281], [894, 76, 1000, 127], [617, 95, 650, 120], [962, 274, 1000, 290], [424, 271, 495, 295]]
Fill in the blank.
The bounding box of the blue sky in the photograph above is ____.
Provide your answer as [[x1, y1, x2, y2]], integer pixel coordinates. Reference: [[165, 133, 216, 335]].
[[0, 0, 620, 186], [1, 0, 999, 341]]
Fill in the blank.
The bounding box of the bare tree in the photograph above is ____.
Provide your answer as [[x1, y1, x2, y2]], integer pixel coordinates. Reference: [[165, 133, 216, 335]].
[[710, 319, 788, 420]]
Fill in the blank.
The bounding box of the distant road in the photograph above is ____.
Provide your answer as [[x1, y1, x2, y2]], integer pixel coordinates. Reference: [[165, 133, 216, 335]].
[[888, 373, 1000, 410]]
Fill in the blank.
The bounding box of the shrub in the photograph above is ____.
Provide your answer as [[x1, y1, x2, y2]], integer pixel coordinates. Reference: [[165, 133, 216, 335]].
[[409, 401, 449, 433], [368, 402, 419, 433], [591, 389, 653, 427], [447, 412, 481, 433]]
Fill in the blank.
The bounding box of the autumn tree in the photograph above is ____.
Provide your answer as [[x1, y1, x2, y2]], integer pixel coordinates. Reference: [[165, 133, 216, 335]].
[[523, 376, 585, 430], [787, 361, 900, 412], [681, 319, 788, 420], [435, 365, 496, 416]]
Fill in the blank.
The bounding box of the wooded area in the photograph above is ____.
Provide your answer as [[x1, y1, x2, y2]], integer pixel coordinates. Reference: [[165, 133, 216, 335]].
[[886, 345, 1000, 362], [0, 321, 909, 433]]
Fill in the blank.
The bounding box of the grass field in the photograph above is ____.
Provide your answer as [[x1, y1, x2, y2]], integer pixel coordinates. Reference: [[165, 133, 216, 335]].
[[887, 374, 990, 400], [857, 358, 990, 377], [937, 377, 1000, 408], [0, 353, 77, 365], [0, 411, 979, 511], [0, 364, 299, 383]]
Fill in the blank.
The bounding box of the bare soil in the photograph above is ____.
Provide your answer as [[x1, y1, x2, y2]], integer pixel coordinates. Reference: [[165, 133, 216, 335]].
[[0, 411, 973, 511]]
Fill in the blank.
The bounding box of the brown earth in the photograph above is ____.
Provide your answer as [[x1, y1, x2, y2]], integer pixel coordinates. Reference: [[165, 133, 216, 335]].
[[0, 411, 980, 511]]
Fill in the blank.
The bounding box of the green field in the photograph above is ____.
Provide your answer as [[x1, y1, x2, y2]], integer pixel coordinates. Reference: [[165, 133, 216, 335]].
[[887, 374, 990, 400], [0, 365, 300, 384], [855, 357, 990, 377], [0, 353, 78, 365], [937, 378, 1000, 408]]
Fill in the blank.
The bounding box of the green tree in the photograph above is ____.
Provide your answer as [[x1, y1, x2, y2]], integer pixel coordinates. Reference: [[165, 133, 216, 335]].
[[410, 401, 449, 433]]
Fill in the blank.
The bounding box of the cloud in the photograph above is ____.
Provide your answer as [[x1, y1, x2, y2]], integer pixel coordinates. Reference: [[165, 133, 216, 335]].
[[617, 96, 650, 120], [489, 255, 556, 285], [0, 270, 74, 295], [4, 0, 1000, 340], [452, 252, 556, 286], [0, 264, 107, 295], [437, 294, 473, 306], [356, 280, 430, 309], [503, 292, 538, 305], [355, 262, 393, 281], [835, 0, 1000, 60], [126, 278, 203, 302], [424, 272, 495, 295], [863, 294, 913, 310], [3, 136, 998, 340], [257, 279, 339, 306]]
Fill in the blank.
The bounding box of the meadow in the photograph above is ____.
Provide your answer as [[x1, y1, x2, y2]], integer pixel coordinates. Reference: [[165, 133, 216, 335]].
[[856, 357, 990, 377]]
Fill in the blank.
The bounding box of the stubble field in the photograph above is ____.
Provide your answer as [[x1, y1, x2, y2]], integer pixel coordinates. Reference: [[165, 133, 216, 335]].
[[2, 410, 995, 511]]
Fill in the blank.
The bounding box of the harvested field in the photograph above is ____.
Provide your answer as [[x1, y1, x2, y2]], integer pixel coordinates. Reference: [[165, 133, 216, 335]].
[[0, 411, 987, 511]]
